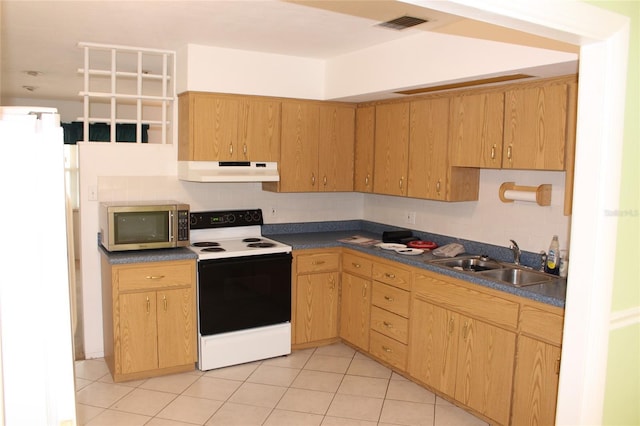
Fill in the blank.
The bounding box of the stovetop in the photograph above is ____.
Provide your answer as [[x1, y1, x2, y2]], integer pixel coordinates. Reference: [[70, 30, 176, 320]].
[[188, 209, 291, 260]]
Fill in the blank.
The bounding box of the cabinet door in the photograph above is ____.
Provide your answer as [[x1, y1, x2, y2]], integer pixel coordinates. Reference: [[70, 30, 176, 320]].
[[318, 104, 355, 192], [450, 92, 504, 168], [238, 98, 281, 162], [157, 287, 196, 369], [511, 336, 561, 425], [339, 272, 370, 351], [373, 102, 410, 196], [119, 291, 158, 374], [354, 106, 375, 192], [408, 97, 450, 200], [408, 297, 459, 398], [455, 316, 516, 425], [280, 101, 319, 192], [192, 95, 240, 160], [295, 272, 339, 343], [503, 84, 568, 170]]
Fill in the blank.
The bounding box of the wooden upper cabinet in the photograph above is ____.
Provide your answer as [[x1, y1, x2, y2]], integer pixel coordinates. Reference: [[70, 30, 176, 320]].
[[178, 92, 280, 162], [503, 83, 568, 170], [318, 104, 355, 192], [279, 101, 320, 192], [237, 97, 281, 162], [408, 98, 450, 200], [275, 101, 354, 193], [374, 102, 410, 196], [450, 92, 505, 168], [354, 106, 375, 193]]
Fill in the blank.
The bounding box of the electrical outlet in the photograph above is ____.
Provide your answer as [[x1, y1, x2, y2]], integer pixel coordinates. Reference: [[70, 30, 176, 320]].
[[406, 211, 416, 225], [88, 185, 98, 201], [270, 207, 277, 217]]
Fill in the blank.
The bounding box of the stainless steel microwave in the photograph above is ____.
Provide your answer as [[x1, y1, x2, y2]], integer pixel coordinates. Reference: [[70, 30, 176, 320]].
[[99, 201, 190, 251]]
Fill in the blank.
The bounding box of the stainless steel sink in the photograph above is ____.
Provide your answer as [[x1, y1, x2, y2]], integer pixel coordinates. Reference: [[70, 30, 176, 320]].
[[477, 268, 556, 287], [429, 256, 504, 272]]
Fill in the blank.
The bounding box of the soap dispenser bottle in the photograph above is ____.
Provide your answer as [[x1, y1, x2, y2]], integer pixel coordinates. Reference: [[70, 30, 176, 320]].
[[545, 235, 560, 275]]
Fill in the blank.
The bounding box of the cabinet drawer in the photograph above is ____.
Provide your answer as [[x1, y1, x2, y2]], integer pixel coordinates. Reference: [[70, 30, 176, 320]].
[[370, 330, 407, 370], [372, 263, 411, 290], [342, 252, 373, 278], [519, 305, 564, 345], [297, 252, 340, 273], [414, 273, 519, 329], [117, 261, 194, 292], [372, 282, 410, 318], [370, 306, 408, 344]]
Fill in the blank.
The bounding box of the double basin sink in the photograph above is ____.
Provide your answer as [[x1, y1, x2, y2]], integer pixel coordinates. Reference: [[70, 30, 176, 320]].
[[427, 255, 559, 287]]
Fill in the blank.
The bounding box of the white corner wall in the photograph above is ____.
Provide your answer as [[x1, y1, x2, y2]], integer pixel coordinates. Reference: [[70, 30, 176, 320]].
[[178, 44, 325, 99], [325, 31, 578, 100]]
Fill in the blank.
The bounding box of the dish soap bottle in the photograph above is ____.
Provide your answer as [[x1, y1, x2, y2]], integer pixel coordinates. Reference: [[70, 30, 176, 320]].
[[545, 235, 560, 275]]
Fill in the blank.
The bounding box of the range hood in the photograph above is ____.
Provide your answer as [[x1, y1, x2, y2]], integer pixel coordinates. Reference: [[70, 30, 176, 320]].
[[178, 161, 279, 183]]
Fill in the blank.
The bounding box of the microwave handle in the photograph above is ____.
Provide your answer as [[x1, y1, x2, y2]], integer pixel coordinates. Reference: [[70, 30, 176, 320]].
[[168, 211, 175, 242]]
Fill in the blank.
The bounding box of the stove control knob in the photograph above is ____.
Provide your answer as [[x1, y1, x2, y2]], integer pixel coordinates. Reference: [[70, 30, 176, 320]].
[[226, 214, 236, 223], [245, 211, 253, 222], [252, 211, 261, 222]]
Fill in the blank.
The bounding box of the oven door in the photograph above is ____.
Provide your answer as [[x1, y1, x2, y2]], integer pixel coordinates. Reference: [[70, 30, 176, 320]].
[[197, 252, 292, 336]]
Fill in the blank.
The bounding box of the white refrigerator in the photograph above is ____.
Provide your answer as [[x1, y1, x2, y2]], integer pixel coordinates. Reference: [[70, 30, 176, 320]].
[[0, 107, 77, 425]]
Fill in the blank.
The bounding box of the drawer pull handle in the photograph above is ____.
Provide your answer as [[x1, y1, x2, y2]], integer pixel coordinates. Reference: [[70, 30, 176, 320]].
[[163, 295, 167, 311], [383, 321, 393, 328], [311, 173, 316, 186], [384, 296, 394, 302], [243, 144, 247, 155], [365, 174, 370, 186], [146, 296, 150, 314], [382, 346, 392, 353], [145, 275, 165, 280], [384, 273, 396, 279], [362, 283, 367, 298], [323, 175, 328, 186], [352, 262, 361, 268], [491, 144, 496, 160], [507, 144, 513, 161], [312, 260, 326, 266], [229, 143, 233, 156], [555, 357, 561, 375]]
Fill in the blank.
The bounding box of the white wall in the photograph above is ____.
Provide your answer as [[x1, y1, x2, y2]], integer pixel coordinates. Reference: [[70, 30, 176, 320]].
[[364, 169, 570, 252], [178, 44, 325, 99], [325, 31, 578, 100]]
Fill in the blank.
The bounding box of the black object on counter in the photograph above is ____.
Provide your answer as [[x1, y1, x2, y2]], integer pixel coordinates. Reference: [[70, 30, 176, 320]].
[[382, 230, 418, 244]]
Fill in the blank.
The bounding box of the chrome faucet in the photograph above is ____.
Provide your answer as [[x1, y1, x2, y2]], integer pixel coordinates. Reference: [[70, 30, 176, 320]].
[[509, 239, 521, 265]]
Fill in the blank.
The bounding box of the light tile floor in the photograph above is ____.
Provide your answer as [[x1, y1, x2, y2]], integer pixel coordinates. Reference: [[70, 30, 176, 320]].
[[75, 342, 488, 426]]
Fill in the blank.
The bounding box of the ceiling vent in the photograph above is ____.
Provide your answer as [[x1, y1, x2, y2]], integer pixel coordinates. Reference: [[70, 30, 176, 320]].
[[378, 15, 427, 30]]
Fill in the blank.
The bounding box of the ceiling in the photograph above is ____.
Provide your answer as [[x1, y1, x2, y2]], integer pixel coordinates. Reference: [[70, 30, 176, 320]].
[[0, 0, 579, 102]]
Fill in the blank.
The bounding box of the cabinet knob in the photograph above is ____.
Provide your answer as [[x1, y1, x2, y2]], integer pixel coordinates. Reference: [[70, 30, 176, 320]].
[[385, 273, 396, 279], [555, 357, 561, 375], [229, 143, 233, 156], [323, 175, 327, 186], [384, 295, 394, 302], [243, 144, 247, 156], [352, 262, 361, 268], [436, 179, 441, 194], [362, 283, 367, 298], [399, 177, 404, 190], [312, 260, 326, 266], [383, 321, 393, 328], [491, 144, 496, 160], [311, 174, 316, 186], [365, 174, 370, 186], [163, 295, 167, 311], [507, 144, 513, 161], [382, 346, 392, 353], [146, 296, 150, 314]]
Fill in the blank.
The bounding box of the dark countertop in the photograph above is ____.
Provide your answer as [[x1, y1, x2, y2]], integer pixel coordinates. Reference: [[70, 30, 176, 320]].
[[100, 246, 197, 265], [265, 224, 566, 308]]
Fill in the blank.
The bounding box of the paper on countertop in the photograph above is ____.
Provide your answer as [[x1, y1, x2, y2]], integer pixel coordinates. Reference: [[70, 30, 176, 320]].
[[338, 235, 381, 247]]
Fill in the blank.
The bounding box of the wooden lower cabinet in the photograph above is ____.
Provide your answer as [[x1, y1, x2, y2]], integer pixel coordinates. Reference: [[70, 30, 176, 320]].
[[409, 272, 517, 425], [340, 272, 371, 351], [101, 257, 197, 382], [293, 250, 340, 345], [511, 336, 561, 425]]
